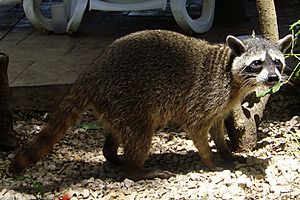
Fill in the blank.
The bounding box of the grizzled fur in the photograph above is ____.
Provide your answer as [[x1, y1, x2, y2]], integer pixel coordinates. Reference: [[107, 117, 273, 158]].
[[10, 30, 292, 180]]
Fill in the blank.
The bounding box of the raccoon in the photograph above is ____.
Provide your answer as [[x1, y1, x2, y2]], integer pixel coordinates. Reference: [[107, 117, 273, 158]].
[[10, 30, 292, 180]]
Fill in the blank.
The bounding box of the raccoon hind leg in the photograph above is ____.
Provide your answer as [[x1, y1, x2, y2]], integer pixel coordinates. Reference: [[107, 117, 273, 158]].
[[95, 113, 123, 166], [121, 120, 174, 181]]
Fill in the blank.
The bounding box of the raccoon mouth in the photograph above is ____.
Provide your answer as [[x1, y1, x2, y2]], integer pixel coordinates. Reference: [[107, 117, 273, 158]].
[[262, 81, 279, 88]]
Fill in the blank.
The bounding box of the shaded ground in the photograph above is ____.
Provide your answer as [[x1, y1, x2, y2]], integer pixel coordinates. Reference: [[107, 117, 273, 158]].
[[0, 84, 299, 199]]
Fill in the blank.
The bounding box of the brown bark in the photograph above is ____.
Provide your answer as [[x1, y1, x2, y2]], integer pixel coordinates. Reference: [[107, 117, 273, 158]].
[[0, 52, 17, 151], [226, 0, 279, 152]]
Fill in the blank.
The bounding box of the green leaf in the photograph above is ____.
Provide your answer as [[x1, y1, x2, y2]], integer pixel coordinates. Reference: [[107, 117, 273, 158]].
[[256, 88, 272, 98], [289, 20, 300, 30], [78, 123, 101, 130], [295, 70, 300, 78], [271, 82, 283, 93], [256, 82, 283, 98]]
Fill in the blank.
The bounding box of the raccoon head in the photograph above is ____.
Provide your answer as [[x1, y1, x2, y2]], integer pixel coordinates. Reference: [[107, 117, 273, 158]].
[[226, 34, 293, 90]]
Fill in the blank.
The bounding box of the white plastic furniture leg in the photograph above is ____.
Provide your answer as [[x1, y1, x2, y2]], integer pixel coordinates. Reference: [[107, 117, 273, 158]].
[[23, 0, 53, 31], [66, 0, 88, 34], [23, 0, 215, 34], [23, 0, 88, 34], [170, 0, 215, 33]]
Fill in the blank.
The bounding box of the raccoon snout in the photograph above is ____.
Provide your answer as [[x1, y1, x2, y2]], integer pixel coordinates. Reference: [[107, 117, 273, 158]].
[[256, 68, 281, 86], [267, 74, 280, 83]]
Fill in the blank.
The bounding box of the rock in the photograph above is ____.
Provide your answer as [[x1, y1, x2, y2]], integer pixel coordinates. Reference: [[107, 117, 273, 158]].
[[237, 174, 251, 188], [286, 116, 300, 126], [210, 175, 224, 184], [48, 164, 56, 171], [7, 153, 14, 159], [235, 170, 243, 177], [82, 189, 90, 199], [86, 177, 94, 183], [123, 178, 134, 189], [270, 185, 292, 193]]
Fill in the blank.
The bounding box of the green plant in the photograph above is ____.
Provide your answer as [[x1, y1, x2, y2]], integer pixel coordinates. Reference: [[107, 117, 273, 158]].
[[256, 20, 300, 97], [16, 176, 45, 199], [77, 122, 101, 130]]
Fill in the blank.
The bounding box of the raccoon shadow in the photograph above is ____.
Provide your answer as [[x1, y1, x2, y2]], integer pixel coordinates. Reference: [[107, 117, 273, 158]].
[[145, 150, 269, 176], [263, 84, 300, 122], [251, 84, 300, 151], [8, 149, 269, 196], [9, 114, 272, 196]]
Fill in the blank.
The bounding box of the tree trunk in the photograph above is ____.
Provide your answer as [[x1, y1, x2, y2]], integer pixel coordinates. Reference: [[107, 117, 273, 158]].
[[0, 52, 17, 151], [226, 0, 279, 152], [256, 0, 279, 41]]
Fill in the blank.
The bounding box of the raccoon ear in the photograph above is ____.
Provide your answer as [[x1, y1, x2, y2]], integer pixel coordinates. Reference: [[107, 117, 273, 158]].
[[226, 36, 245, 56], [276, 34, 293, 53]]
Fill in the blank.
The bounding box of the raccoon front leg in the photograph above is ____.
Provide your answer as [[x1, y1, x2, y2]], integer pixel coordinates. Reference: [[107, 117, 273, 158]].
[[188, 126, 215, 168], [120, 123, 174, 181], [103, 133, 123, 166], [210, 119, 233, 161]]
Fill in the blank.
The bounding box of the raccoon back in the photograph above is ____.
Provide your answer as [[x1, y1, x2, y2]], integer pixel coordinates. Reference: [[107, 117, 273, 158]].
[[82, 30, 236, 124]]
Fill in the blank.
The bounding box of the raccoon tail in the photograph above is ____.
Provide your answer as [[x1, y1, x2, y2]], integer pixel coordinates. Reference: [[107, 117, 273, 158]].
[[9, 84, 90, 176]]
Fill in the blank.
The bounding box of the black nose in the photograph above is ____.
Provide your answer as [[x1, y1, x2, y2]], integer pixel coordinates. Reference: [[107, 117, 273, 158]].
[[267, 74, 279, 82]]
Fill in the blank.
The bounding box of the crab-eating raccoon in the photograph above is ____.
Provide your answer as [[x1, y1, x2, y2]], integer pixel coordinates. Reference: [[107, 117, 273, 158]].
[[10, 30, 292, 180]]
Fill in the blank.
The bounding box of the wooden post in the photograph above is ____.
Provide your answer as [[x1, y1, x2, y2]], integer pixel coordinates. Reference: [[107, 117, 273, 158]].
[[0, 52, 17, 151]]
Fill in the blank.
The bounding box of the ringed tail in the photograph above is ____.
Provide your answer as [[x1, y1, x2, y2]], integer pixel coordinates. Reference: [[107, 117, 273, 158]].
[[10, 84, 90, 176]]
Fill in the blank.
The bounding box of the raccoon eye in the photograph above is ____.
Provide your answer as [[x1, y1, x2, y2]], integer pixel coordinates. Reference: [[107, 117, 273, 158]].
[[274, 59, 280, 65], [273, 59, 283, 70], [252, 60, 263, 66], [247, 60, 263, 72], [274, 59, 282, 66]]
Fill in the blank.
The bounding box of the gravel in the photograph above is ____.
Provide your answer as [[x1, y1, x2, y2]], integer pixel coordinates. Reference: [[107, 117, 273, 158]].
[[0, 85, 300, 200]]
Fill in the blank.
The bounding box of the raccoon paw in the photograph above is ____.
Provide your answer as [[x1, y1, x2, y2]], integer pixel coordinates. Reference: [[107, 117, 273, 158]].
[[123, 168, 175, 181], [7, 160, 25, 177]]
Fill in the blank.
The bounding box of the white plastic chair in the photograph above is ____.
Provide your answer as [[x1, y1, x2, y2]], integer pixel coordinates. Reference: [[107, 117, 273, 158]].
[[170, 0, 215, 33], [23, 0, 88, 34], [22, 0, 215, 34]]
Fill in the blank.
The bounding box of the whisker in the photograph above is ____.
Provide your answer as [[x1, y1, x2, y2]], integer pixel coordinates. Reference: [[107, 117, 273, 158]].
[[284, 65, 294, 71], [285, 81, 295, 87], [240, 78, 255, 91]]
